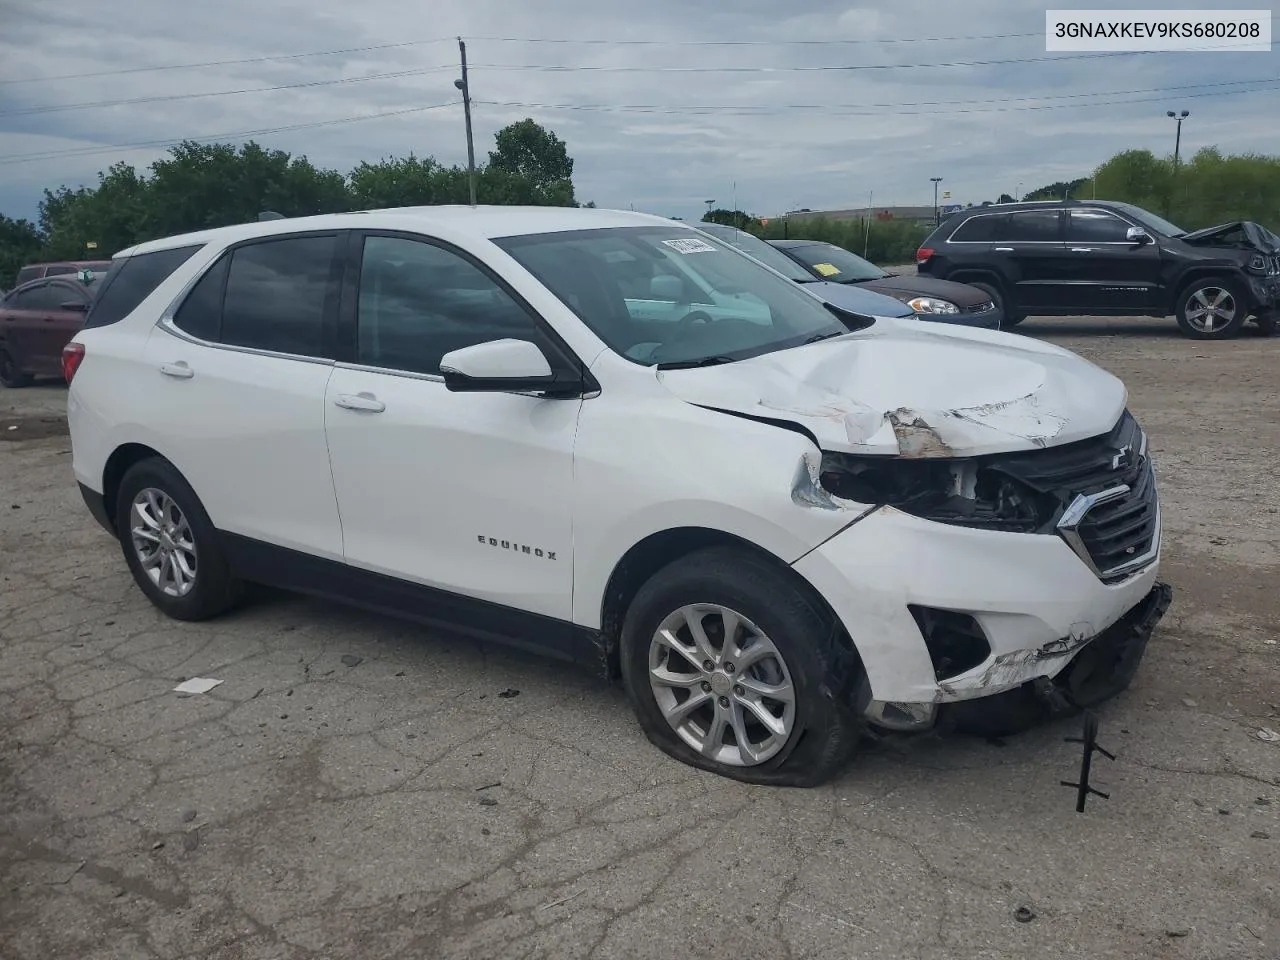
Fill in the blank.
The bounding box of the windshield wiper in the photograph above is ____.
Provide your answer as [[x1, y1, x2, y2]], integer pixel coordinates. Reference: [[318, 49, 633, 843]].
[[655, 355, 737, 370], [802, 331, 845, 345]]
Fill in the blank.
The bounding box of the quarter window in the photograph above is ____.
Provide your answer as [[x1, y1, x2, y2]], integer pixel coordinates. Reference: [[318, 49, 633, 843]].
[[173, 255, 230, 342], [1067, 209, 1133, 243], [220, 235, 339, 358], [356, 235, 539, 375]]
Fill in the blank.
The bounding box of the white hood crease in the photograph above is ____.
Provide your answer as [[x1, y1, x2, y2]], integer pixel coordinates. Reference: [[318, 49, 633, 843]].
[[655, 321, 1128, 458]]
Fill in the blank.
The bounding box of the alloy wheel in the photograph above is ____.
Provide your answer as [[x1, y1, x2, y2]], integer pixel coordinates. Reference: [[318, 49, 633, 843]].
[[1184, 287, 1237, 334], [130, 488, 198, 598], [647, 603, 796, 766]]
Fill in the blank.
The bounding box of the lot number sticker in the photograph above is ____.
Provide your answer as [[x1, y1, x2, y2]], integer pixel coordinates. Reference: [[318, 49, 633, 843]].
[[662, 238, 717, 254], [812, 262, 841, 277]]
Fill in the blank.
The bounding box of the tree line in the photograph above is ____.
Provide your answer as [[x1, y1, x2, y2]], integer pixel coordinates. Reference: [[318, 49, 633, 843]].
[[0, 119, 582, 287]]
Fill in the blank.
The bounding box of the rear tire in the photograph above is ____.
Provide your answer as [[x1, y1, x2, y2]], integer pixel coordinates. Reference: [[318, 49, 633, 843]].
[[619, 547, 861, 787], [967, 281, 1024, 329], [114, 457, 244, 621], [0, 348, 33, 388], [1175, 277, 1248, 340]]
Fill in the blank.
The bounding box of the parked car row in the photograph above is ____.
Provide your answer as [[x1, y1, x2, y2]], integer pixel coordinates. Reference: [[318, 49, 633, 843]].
[[63, 206, 1171, 785]]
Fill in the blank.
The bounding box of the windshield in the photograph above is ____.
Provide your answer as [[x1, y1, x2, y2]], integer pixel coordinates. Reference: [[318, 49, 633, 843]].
[[779, 242, 888, 283], [495, 226, 853, 367], [1110, 202, 1184, 237], [693, 222, 816, 282]]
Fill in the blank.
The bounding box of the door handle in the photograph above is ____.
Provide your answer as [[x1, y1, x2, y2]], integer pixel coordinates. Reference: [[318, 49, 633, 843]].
[[995, 247, 1013, 252], [1071, 247, 1093, 252], [334, 392, 385, 413], [159, 361, 194, 379]]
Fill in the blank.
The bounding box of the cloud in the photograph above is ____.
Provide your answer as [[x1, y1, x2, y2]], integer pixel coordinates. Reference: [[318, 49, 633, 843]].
[[0, 0, 1275, 225]]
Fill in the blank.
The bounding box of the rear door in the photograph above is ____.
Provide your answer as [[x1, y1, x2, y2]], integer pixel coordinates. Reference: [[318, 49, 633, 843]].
[[0, 282, 54, 375], [1060, 208, 1163, 313], [142, 232, 347, 560], [34, 280, 92, 376], [989, 210, 1068, 312]]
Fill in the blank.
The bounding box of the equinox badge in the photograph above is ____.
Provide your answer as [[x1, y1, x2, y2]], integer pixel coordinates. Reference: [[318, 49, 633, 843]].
[[478, 535, 556, 560]]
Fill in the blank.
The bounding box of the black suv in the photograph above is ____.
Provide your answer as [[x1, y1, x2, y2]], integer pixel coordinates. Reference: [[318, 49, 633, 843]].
[[916, 200, 1280, 340]]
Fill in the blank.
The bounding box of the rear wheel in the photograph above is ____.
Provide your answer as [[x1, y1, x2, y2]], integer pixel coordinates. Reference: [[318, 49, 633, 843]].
[[620, 547, 861, 786], [967, 281, 1024, 329], [1175, 277, 1248, 339], [114, 458, 244, 621], [0, 348, 32, 388]]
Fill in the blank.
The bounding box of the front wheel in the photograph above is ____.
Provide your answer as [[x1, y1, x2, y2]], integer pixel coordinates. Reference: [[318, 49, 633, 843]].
[[967, 281, 1024, 329], [0, 348, 33, 388], [620, 547, 861, 786], [1175, 278, 1248, 339]]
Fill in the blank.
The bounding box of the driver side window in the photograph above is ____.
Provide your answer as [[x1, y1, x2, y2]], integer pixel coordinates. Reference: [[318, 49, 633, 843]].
[[357, 236, 539, 376]]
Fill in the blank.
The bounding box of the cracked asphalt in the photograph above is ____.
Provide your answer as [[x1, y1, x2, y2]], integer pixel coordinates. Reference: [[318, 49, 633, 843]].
[[2, 317, 1278, 960]]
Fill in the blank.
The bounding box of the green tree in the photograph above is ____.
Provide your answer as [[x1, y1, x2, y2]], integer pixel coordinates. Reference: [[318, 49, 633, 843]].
[[348, 155, 450, 208], [702, 208, 761, 230], [487, 119, 576, 204], [1024, 178, 1089, 202], [0, 214, 42, 288]]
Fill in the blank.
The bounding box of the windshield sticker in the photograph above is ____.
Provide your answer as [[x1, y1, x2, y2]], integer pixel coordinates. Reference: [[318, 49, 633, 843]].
[[662, 238, 717, 254], [812, 262, 841, 277]]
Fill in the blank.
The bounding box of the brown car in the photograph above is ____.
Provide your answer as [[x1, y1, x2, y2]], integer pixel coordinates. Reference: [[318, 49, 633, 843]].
[[13, 259, 112, 287], [0, 275, 100, 387]]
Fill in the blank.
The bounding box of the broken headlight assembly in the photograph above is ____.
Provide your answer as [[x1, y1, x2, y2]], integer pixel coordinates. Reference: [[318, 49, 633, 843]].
[[818, 451, 1054, 533]]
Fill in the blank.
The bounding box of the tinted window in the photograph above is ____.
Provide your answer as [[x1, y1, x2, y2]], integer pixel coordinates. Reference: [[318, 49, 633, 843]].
[[14, 266, 41, 285], [50, 281, 92, 308], [10, 284, 53, 310], [1001, 211, 1061, 242], [357, 236, 538, 375], [950, 214, 1008, 242], [44, 265, 75, 277], [84, 245, 203, 329], [220, 235, 337, 357], [173, 255, 229, 341], [779, 242, 887, 282], [1068, 209, 1134, 243]]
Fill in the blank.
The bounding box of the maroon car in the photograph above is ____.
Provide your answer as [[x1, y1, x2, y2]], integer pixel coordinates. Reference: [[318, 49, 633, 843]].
[[0, 275, 100, 387], [13, 259, 112, 286]]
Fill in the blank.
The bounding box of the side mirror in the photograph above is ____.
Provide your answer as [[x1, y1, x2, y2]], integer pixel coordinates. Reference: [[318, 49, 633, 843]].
[[1126, 227, 1152, 245], [649, 275, 683, 301], [440, 339, 574, 396], [61, 300, 89, 312]]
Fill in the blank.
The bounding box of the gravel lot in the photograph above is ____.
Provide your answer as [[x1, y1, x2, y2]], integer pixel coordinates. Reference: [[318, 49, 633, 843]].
[[2, 317, 1278, 960]]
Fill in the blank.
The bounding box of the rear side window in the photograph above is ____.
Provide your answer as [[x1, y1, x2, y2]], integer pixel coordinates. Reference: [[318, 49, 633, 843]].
[[219, 235, 339, 358], [14, 266, 41, 285], [44, 265, 75, 277], [173, 255, 230, 342], [84, 244, 203, 329], [1004, 211, 1061, 242], [11, 283, 56, 310], [950, 214, 1007, 242]]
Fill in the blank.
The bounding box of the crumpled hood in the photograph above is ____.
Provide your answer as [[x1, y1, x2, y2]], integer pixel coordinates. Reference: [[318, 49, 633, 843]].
[[1181, 220, 1280, 253], [655, 320, 1127, 457]]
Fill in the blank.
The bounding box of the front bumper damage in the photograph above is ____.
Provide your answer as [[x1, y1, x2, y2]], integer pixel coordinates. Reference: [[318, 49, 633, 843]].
[[939, 581, 1172, 736]]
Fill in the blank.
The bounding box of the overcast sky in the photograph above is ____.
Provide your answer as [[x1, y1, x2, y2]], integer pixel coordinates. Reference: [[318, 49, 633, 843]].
[[0, 0, 1276, 227]]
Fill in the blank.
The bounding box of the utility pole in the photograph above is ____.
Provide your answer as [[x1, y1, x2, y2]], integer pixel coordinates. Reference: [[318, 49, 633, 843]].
[[455, 38, 477, 206], [1165, 109, 1189, 217], [930, 177, 942, 226]]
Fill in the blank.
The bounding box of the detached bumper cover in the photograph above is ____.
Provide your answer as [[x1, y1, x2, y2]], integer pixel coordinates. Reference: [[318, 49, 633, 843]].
[[942, 581, 1172, 736]]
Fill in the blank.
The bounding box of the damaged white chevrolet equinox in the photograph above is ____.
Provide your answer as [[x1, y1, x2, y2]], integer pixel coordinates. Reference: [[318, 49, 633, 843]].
[[65, 207, 1172, 786]]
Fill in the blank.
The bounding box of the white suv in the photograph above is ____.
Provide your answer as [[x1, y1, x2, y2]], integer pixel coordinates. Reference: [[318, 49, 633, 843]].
[[65, 206, 1171, 786]]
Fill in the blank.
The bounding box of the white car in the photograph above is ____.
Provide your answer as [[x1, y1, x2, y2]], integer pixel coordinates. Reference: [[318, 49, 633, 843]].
[[64, 206, 1171, 786]]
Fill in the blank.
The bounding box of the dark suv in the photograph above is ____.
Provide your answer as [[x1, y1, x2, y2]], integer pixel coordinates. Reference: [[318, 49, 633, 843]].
[[916, 200, 1280, 340]]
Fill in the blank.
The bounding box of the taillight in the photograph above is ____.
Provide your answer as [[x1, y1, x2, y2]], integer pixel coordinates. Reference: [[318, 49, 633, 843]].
[[62, 342, 85, 383], [916, 247, 935, 264]]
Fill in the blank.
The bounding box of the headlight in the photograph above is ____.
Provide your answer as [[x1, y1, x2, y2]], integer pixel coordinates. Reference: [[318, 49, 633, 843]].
[[817, 452, 1053, 533], [906, 296, 959, 314]]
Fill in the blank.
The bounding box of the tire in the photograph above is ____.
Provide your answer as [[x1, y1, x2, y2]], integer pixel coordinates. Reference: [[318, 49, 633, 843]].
[[0, 348, 33, 388], [967, 281, 1024, 329], [114, 457, 244, 621], [619, 546, 862, 787], [1175, 277, 1248, 340]]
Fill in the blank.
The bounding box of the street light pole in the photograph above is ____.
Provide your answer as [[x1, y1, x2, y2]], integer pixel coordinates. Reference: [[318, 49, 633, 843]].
[[1165, 109, 1189, 217], [930, 177, 942, 225], [455, 38, 477, 207]]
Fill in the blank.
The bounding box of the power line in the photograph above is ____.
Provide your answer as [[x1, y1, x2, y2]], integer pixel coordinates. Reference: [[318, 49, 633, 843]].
[[468, 45, 1272, 74], [0, 101, 460, 166], [0, 38, 456, 86], [477, 83, 1279, 117], [0, 30, 1061, 86], [0, 64, 458, 118], [476, 77, 1280, 116]]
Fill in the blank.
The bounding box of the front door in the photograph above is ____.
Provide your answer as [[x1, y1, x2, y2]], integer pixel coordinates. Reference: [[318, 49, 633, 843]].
[[0, 282, 57, 376], [323, 232, 580, 625], [1060, 208, 1163, 313]]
